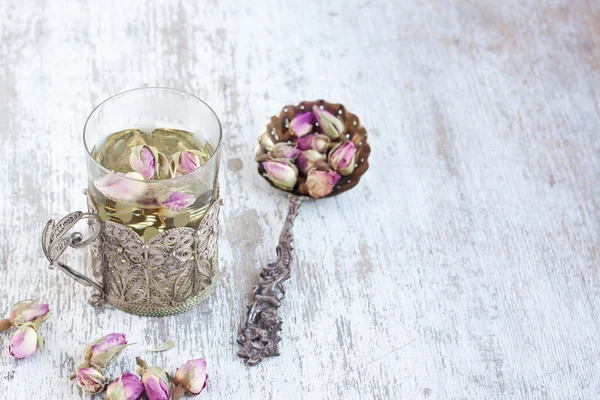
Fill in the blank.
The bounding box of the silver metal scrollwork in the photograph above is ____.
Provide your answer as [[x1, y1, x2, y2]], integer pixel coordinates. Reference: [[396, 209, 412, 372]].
[[42, 211, 106, 307], [97, 198, 223, 316], [42, 187, 223, 316], [238, 195, 304, 365]]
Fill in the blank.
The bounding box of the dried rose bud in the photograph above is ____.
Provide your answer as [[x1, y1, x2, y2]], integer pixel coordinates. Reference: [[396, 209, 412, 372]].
[[306, 170, 341, 198], [9, 324, 41, 359], [135, 357, 170, 400], [84, 333, 131, 369], [296, 133, 330, 153], [9, 299, 50, 327], [176, 151, 202, 174], [262, 159, 298, 191], [129, 145, 170, 179], [329, 141, 357, 176], [129, 145, 157, 179], [94, 172, 147, 203], [76, 365, 107, 395], [289, 112, 315, 137], [313, 106, 345, 140], [296, 150, 327, 176], [172, 149, 208, 176], [172, 358, 208, 400], [160, 191, 196, 212], [105, 372, 144, 400], [270, 143, 301, 159]]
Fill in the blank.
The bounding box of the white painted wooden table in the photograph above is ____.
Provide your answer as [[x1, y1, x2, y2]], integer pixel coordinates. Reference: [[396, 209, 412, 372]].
[[1, 1, 599, 398]]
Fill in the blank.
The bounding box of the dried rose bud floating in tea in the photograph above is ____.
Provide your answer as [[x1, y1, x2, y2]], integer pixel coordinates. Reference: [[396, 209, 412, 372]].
[[89, 127, 217, 240]]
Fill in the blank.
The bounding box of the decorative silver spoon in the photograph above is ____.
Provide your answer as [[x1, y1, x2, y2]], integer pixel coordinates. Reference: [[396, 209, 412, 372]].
[[237, 100, 371, 365]]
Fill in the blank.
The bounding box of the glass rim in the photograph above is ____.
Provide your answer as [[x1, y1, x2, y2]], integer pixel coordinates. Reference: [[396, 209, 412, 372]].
[[83, 87, 223, 183]]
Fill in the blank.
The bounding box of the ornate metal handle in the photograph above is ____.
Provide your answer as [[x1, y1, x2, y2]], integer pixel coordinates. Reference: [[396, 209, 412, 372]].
[[237, 195, 304, 365], [41, 211, 105, 307]]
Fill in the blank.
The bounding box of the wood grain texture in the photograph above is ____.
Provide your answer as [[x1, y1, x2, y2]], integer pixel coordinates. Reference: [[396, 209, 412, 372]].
[[0, 0, 599, 398]]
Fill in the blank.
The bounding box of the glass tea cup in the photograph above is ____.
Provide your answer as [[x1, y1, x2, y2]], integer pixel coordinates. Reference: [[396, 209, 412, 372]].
[[42, 88, 223, 316]]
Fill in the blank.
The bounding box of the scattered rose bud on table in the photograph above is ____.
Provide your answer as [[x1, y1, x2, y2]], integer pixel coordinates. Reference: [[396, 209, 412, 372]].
[[76, 365, 107, 394], [85, 333, 131, 369], [9, 300, 50, 327], [289, 112, 315, 137], [135, 357, 171, 400], [105, 372, 144, 400], [1, 299, 52, 359], [172, 358, 208, 399], [9, 324, 41, 359]]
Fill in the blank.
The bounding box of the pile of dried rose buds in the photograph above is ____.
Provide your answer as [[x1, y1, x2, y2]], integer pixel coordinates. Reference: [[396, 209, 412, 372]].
[[0, 299, 51, 359], [73, 333, 208, 400], [260, 105, 358, 198]]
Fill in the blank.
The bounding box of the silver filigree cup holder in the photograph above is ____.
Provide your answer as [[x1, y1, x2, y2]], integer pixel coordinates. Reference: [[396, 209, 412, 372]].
[[237, 100, 370, 365], [42, 190, 222, 317], [41, 88, 223, 317]]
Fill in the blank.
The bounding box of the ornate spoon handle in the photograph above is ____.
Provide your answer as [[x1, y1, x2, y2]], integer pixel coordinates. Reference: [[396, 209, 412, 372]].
[[237, 195, 304, 366]]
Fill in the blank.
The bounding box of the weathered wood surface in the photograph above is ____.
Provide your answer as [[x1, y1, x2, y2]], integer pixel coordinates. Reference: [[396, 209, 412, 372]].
[[0, 0, 599, 398]]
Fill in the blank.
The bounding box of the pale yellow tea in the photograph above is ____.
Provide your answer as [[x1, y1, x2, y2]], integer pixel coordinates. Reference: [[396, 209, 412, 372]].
[[89, 127, 217, 241]]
